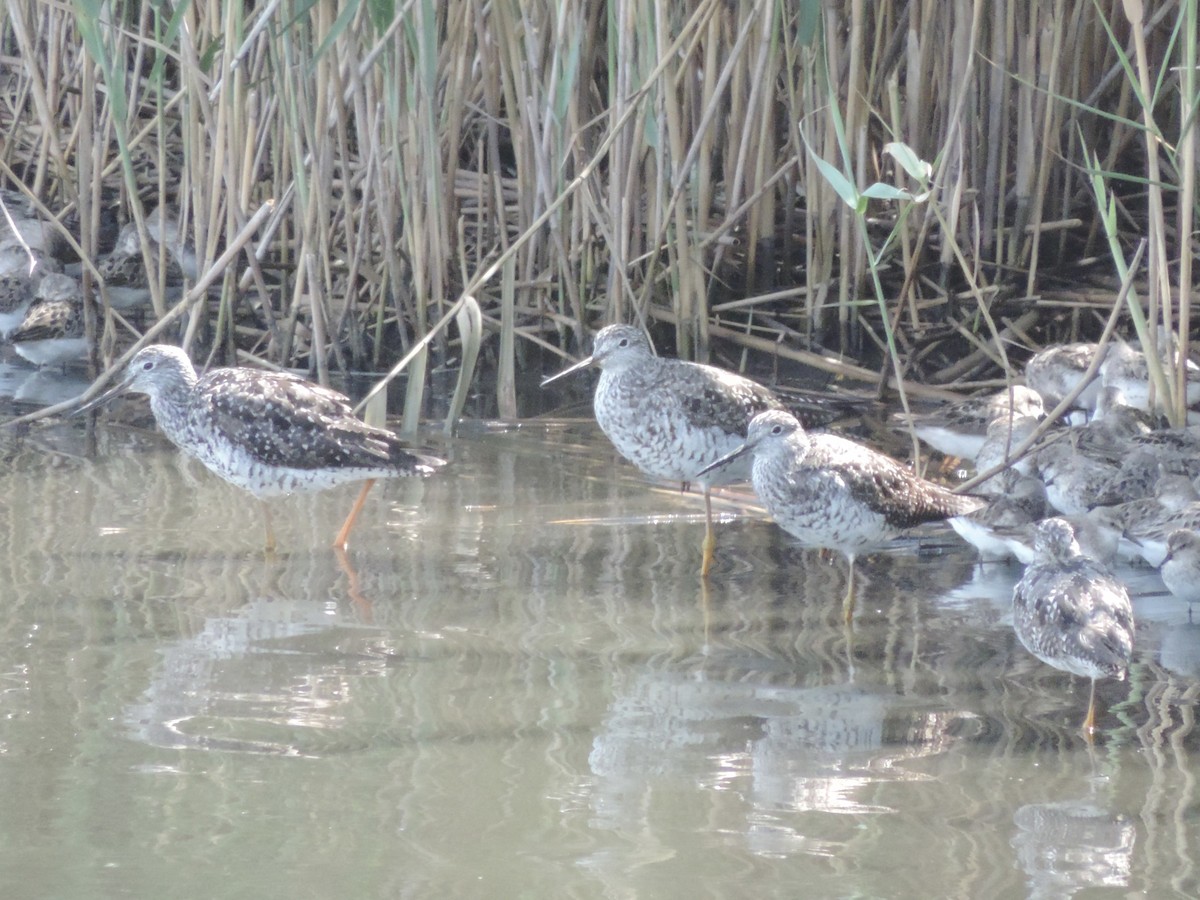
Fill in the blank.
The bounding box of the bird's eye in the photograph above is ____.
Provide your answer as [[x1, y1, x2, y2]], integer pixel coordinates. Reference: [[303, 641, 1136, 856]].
[[771, 424, 784, 435], [142, 361, 154, 371], [618, 338, 629, 348]]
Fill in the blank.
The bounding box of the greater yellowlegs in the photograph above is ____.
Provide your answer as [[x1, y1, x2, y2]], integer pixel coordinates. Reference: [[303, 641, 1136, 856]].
[[76, 345, 446, 550], [698, 409, 983, 619], [10, 273, 89, 368], [541, 324, 857, 577], [893, 385, 1044, 460], [1012, 517, 1134, 734]]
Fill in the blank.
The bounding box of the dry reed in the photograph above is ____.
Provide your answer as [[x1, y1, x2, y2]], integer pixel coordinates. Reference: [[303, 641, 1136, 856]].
[[0, 0, 1195, 415]]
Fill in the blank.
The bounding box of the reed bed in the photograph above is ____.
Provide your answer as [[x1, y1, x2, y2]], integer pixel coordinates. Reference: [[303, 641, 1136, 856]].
[[0, 0, 1195, 416]]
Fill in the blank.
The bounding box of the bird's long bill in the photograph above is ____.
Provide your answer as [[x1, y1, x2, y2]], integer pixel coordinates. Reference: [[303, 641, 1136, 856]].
[[539, 353, 595, 388], [696, 442, 753, 479], [70, 373, 133, 416]]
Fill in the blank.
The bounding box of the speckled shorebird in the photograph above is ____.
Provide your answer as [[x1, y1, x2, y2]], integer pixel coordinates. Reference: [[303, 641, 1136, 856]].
[[9, 273, 89, 368], [1012, 517, 1134, 734], [97, 208, 196, 310], [892, 385, 1044, 460], [76, 345, 446, 550], [1159, 530, 1200, 615], [697, 409, 983, 619], [540, 324, 858, 577], [0, 243, 57, 337]]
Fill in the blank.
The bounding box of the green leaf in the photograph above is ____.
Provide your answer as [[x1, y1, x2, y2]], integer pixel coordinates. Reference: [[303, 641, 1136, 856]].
[[882, 142, 932, 182], [861, 183, 919, 202], [810, 153, 860, 210]]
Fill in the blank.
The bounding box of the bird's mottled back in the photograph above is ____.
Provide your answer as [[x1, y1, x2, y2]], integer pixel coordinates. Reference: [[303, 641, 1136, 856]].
[[1013, 518, 1134, 681]]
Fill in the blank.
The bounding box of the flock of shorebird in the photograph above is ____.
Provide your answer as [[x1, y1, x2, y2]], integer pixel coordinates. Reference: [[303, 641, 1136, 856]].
[[0, 200, 194, 369], [539, 324, 1198, 735], [2, 195, 1192, 736]]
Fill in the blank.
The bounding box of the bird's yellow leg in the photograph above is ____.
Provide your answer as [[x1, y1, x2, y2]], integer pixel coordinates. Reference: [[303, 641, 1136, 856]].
[[261, 501, 277, 556], [842, 556, 857, 624], [700, 487, 716, 579], [334, 479, 377, 551], [1082, 679, 1098, 735]]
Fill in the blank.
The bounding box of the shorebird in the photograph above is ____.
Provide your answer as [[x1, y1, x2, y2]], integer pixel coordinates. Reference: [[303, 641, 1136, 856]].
[[892, 385, 1044, 460], [1159, 530, 1200, 615], [75, 345, 446, 550], [1100, 340, 1200, 414], [1024, 342, 1107, 415], [697, 409, 982, 619], [540, 324, 860, 577], [0, 243, 57, 338], [948, 473, 1048, 562], [9, 273, 89, 368], [1035, 441, 1121, 516], [983, 506, 1125, 567], [1011, 517, 1134, 734], [97, 207, 197, 310], [973, 414, 1044, 494]]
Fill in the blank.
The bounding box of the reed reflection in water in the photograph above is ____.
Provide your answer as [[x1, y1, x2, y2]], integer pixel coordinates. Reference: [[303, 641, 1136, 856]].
[[0, 413, 1198, 896]]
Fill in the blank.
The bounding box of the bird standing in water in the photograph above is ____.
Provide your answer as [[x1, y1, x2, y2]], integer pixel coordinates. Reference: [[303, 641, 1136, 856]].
[[699, 409, 982, 620], [542, 324, 791, 578], [76, 345, 446, 551], [1012, 518, 1134, 734]]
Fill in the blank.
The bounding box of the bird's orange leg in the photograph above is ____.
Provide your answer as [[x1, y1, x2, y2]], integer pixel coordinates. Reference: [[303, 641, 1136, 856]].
[[333, 479, 377, 550]]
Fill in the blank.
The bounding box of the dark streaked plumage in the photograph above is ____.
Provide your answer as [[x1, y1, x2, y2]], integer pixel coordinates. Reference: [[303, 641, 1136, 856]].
[[10, 273, 89, 367], [698, 409, 983, 619], [1012, 518, 1134, 733], [0, 243, 57, 337], [542, 324, 795, 576], [97, 207, 196, 310], [77, 344, 446, 549]]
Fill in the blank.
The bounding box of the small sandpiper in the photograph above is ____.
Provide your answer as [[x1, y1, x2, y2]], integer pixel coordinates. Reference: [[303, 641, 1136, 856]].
[[9, 273, 90, 368], [1100, 340, 1200, 414], [949, 473, 1048, 562], [0, 243, 57, 338], [1024, 342, 1107, 416], [973, 414, 1044, 494], [892, 385, 1044, 460], [540, 324, 859, 577], [75, 344, 446, 551], [97, 207, 197, 310], [1159, 530, 1200, 616], [697, 409, 983, 619], [1011, 517, 1134, 734], [1035, 441, 1121, 516], [985, 506, 1125, 567]]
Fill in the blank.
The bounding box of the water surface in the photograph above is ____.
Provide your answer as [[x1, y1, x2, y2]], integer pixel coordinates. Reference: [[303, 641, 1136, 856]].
[[1, 399, 1198, 898]]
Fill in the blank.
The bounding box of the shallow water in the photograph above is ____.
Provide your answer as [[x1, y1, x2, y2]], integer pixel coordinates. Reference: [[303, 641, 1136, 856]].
[[1, 395, 1200, 899]]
